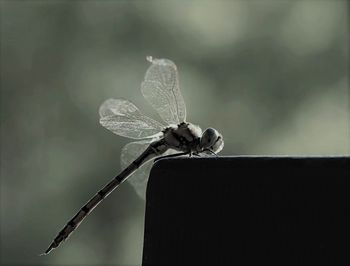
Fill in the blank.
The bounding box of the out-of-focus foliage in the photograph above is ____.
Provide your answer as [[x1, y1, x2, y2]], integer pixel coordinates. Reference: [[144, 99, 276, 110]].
[[1, 1, 348, 265]]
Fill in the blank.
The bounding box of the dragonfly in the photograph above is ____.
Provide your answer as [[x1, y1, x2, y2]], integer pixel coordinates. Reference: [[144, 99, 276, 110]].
[[42, 56, 224, 255]]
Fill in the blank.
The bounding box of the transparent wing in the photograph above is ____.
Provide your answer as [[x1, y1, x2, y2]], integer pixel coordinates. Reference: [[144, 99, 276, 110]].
[[121, 139, 176, 200], [99, 98, 164, 139], [141, 56, 186, 125], [121, 140, 153, 200]]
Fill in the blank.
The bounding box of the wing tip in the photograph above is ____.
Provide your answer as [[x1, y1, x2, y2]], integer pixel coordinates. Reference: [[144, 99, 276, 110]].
[[146, 56, 153, 63], [146, 56, 176, 68]]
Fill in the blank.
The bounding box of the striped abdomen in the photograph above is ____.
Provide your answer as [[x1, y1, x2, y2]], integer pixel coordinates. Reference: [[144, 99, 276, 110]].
[[42, 140, 167, 255]]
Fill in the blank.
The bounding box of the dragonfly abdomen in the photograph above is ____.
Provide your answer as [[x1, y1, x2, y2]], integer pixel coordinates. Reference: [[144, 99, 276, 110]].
[[42, 139, 167, 255]]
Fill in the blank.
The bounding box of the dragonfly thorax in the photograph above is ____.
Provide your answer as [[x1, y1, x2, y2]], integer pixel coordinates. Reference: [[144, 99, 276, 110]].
[[163, 122, 202, 152]]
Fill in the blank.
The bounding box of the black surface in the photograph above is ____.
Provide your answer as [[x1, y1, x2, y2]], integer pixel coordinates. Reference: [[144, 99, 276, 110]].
[[142, 156, 350, 266]]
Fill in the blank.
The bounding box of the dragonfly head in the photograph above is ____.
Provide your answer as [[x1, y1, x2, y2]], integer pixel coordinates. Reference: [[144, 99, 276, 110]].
[[199, 127, 224, 154]]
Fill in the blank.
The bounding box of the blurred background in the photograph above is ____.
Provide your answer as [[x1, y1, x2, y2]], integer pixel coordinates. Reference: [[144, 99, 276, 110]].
[[1, 0, 349, 265]]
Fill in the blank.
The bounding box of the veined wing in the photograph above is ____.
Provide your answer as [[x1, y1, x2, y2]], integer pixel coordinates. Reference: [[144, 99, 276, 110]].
[[99, 98, 164, 139], [141, 56, 186, 125], [121, 140, 153, 200], [121, 139, 175, 200]]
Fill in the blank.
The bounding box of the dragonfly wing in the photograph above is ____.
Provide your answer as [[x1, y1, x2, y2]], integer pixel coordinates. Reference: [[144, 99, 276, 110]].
[[99, 98, 164, 139], [141, 56, 187, 125], [121, 139, 176, 200]]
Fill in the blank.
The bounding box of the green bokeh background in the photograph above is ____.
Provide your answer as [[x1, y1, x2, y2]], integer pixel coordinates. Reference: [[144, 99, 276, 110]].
[[1, 0, 349, 265]]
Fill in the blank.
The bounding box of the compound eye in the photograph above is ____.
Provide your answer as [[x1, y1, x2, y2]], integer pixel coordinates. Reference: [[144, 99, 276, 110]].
[[211, 135, 224, 153], [200, 128, 218, 149]]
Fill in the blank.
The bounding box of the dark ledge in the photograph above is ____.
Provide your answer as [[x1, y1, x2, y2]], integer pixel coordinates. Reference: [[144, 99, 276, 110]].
[[142, 156, 350, 266]]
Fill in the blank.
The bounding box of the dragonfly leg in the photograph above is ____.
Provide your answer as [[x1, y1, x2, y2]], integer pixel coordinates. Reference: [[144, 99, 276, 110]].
[[190, 152, 201, 157], [154, 151, 190, 162], [203, 149, 218, 157]]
